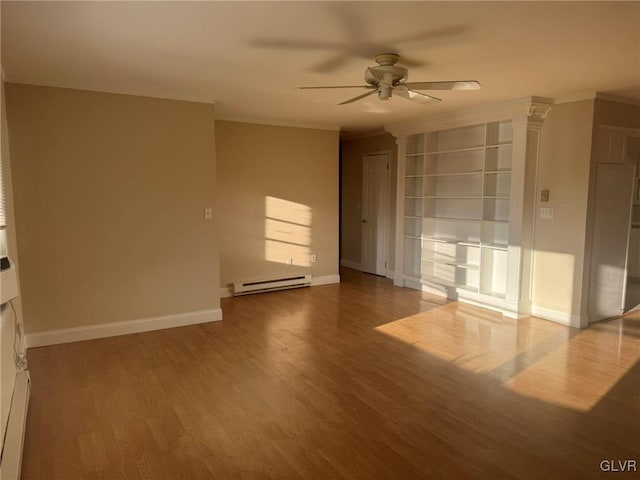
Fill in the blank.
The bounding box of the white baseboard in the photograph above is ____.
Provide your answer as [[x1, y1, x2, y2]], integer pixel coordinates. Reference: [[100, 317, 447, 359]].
[[25, 308, 223, 348], [386, 269, 395, 280], [0, 370, 30, 480], [531, 304, 583, 328], [340, 259, 363, 271], [219, 286, 232, 298], [311, 274, 340, 286]]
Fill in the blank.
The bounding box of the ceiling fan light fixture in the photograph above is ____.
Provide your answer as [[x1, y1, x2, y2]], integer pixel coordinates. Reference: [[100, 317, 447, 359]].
[[298, 53, 481, 106], [378, 84, 392, 100]]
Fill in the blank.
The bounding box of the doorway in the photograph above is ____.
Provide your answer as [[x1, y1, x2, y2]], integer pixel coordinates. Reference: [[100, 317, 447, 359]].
[[624, 137, 640, 312], [361, 152, 390, 276], [588, 130, 640, 323]]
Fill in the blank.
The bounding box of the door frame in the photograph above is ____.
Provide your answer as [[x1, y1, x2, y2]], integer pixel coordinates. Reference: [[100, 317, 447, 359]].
[[361, 151, 392, 277], [585, 126, 640, 324]]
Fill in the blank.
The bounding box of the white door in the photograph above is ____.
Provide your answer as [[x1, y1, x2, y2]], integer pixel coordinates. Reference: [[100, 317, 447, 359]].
[[588, 163, 635, 322], [362, 153, 389, 276]]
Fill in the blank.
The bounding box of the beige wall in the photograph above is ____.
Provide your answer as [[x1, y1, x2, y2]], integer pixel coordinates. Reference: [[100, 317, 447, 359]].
[[6, 84, 219, 333], [532, 100, 595, 319], [340, 133, 397, 271], [215, 121, 339, 288]]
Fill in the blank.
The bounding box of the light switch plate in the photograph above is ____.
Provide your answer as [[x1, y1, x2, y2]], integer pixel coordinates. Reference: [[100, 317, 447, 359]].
[[540, 207, 555, 219]]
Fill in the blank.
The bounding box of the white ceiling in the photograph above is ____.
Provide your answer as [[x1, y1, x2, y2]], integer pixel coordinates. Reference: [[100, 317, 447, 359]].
[[2, 1, 639, 133]]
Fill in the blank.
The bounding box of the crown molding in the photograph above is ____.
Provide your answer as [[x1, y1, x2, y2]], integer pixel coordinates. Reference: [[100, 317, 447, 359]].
[[215, 115, 340, 132], [554, 92, 597, 104], [340, 128, 389, 141], [384, 96, 554, 137], [2, 78, 217, 106], [555, 92, 640, 106], [594, 92, 640, 106]]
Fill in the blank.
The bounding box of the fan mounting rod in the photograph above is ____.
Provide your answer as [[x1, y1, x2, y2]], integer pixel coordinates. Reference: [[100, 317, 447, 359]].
[[374, 53, 400, 66]]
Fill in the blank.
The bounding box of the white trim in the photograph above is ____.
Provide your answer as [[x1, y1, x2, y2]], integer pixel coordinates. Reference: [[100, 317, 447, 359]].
[[554, 92, 597, 104], [554, 92, 640, 106], [25, 308, 223, 348], [386, 269, 395, 280], [215, 116, 339, 132], [340, 259, 363, 271], [0, 370, 30, 480], [531, 304, 583, 328], [595, 92, 640, 106], [310, 274, 340, 286], [596, 124, 640, 137], [3, 78, 217, 106], [385, 96, 554, 137], [341, 128, 388, 141], [403, 278, 532, 319], [219, 286, 233, 298]]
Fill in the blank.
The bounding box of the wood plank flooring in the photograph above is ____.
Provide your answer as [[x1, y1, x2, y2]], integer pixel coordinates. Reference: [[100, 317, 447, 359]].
[[21, 268, 640, 479]]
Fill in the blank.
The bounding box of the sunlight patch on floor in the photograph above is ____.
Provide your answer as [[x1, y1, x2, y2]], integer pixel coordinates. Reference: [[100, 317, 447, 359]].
[[374, 304, 640, 412]]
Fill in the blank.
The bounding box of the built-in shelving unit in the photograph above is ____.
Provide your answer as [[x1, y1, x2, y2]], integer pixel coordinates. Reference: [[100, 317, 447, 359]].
[[402, 121, 513, 297], [390, 98, 552, 318]]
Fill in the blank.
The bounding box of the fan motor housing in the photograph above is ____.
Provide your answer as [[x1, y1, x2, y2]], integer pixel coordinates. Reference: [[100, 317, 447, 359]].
[[365, 65, 408, 86]]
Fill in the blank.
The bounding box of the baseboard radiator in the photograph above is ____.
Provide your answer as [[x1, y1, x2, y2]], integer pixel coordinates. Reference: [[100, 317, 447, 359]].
[[233, 274, 312, 296]]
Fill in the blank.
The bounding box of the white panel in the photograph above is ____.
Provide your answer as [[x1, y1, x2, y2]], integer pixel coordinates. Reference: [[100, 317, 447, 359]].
[[588, 163, 635, 322], [480, 247, 508, 297]]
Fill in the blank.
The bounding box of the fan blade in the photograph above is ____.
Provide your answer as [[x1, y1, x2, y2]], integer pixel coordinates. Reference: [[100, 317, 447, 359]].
[[247, 39, 343, 50], [298, 85, 374, 90], [404, 81, 481, 91], [339, 90, 377, 105], [311, 54, 352, 73], [394, 86, 441, 104]]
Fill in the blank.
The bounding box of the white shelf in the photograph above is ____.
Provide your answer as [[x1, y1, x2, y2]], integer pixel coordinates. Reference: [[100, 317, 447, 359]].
[[401, 120, 517, 304], [425, 216, 480, 223], [425, 195, 483, 199], [423, 237, 480, 247], [422, 276, 479, 293], [426, 145, 485, 155], [481, 242, 508, 251], [424, 172, 483, 177], [424, 259, 479, 270]]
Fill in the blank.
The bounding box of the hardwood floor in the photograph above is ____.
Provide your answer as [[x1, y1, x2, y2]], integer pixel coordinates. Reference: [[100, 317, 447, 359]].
[[21, 268, 640, 479]]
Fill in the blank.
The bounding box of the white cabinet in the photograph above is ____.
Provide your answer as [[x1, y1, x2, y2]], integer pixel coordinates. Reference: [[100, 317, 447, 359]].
[[389, 98, 552, 318]]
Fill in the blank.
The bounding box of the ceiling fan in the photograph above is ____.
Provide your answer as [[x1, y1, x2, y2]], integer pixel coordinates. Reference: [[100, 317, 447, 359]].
[[299, 53, 480, 105]]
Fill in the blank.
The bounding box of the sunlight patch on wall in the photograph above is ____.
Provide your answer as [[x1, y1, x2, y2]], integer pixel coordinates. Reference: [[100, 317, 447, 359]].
[[265, 196, 312, 267], [531, 250, 575, 314]]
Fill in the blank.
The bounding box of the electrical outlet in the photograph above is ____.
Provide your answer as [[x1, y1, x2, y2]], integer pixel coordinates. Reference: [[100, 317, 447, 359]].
[[204, 208, 213, 220], [311, 254, 317, 263], [287, 258, 294, 265], [540, 207, 555, 219]]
